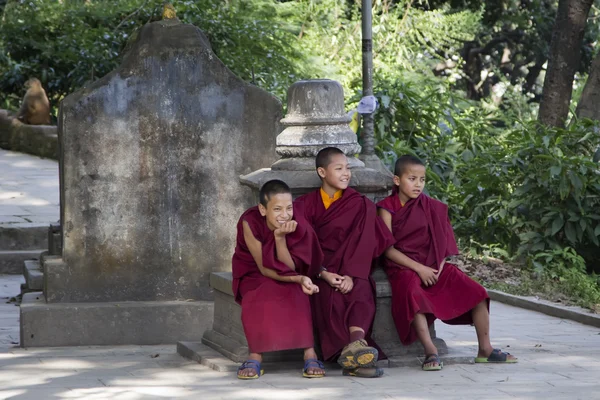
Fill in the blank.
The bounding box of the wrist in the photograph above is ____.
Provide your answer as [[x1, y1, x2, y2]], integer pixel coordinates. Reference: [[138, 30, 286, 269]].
[[318, 268, 329, 280], [291, 275, 302, 284]]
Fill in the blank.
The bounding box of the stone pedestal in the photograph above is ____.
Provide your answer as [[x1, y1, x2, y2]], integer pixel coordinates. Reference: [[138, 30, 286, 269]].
[[371, 267, 447, 358], [239, 79, 393, 202], [198, 271, 445, 365], [21, 18, 281, 346]]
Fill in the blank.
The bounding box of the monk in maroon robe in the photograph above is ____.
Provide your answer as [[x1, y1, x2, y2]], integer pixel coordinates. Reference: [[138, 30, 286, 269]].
[[294, 147, 395, 378], [232, 180, 326, 379], [378, 155, 517, 371]]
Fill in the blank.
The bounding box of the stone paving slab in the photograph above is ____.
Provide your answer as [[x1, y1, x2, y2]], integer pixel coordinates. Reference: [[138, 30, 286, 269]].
[[1, 275, 600, 399], [0, 149, 59, 227]]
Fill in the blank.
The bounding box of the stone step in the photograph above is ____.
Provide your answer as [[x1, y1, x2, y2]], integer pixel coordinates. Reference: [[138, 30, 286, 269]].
[[0, 223, 49, 251], [0, 250, 43, 274], [20, 293, 214, 347], [23, 259, 43, 291]]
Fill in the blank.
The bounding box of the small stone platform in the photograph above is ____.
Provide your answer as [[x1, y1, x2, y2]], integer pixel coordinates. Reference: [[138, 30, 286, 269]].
[[177, 270, 477, 368]]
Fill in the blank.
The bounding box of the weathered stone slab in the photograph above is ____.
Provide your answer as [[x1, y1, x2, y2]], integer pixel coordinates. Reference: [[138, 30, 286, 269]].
[[0, 224, 48, 250], [0, 250, 42, 274], [54, 19, 281, 303], [20, 292, 213, 347]]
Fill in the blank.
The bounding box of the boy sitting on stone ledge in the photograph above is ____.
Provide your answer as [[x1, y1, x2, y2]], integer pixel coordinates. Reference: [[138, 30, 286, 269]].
[[232, 179, 326, 379], [377, 155, 518, 371], [294, 147, 396, 378]]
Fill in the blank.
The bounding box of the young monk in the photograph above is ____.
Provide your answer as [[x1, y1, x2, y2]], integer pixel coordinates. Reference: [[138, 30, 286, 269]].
[[232, 179, 326, 379], [377, 155, 518, 371], [294, 147, 395, 378]]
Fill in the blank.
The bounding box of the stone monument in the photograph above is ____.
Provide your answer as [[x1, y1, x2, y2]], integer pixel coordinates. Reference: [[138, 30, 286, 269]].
[[20, 17, 281, 346], [182, 80, 448, 368]]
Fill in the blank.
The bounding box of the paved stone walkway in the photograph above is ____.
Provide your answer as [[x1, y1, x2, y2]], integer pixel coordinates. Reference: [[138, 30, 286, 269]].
[[1, 275, 599, 399], [0, 149, 59, 226]]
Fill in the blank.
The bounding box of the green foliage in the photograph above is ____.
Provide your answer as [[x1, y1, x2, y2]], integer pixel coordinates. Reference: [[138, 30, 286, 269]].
[[295, 0, 482, 96], [0, 0, 163, 112], [0, 0, 312, 111], [490, 247, 600, 310]]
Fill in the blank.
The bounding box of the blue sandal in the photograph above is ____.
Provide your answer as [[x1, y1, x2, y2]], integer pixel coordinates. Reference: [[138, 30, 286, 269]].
[[237, 359, 264, 379], [422, 354, 443, 371], [475, 348, 518, 363], [303, 358, 325, 378]]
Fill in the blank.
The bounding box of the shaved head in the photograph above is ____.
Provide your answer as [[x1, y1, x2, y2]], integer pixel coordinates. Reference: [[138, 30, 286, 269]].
[[316, 147, 345, 170], [259, 179, 292, 207], [394, 155, 425, 177]]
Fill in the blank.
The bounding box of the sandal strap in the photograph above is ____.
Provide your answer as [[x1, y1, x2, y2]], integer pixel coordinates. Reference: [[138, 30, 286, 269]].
[[489, 349, 509, 361], [423, 354, 440, 364], [238, 359, 261, 374], [304, 358, 325, 370]]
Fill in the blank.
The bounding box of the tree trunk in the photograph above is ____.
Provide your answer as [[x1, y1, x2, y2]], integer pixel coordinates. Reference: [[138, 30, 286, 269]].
[[537, 0, 593, 127], [576, 51, 600, 121]]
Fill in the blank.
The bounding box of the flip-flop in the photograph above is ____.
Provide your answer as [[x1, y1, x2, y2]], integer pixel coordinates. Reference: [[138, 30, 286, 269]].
[[342, 367, 384, 378], [422, 354, 443, 371], [302, 358, 326, 378], [237, 359, 264, 379], [475, 348, 518, 363]]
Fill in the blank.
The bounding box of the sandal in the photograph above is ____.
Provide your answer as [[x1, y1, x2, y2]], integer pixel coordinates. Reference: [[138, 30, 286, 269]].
[[422, 354, 443, 371], [475, 348, 518, 363], [302, 358, 325, 378], [342, 367, 384, 378], [237, 359, 264, 379]]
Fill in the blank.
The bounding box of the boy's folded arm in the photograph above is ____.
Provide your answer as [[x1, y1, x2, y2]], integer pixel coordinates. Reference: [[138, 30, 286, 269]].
[[274, 235, 296, 271], [242, 221, 301, 284]]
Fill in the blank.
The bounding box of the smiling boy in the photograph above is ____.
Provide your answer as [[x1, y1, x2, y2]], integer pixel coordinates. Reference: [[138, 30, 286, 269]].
[[232, 180, 326, 379], [377, 155, 517, 371], [294, 147, 395, 378]]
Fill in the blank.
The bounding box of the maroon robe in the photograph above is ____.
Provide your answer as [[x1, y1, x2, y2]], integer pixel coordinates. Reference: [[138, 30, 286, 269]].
[[232, 206, 323, 354], [377, 193, 489, 345], [295, 188, 395, 361]]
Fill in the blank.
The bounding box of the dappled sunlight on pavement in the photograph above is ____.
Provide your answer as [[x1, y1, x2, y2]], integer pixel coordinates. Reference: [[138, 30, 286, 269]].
[[2, 265, 600, 399]]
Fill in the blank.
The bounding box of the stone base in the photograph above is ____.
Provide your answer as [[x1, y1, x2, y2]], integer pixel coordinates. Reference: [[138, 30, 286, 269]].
[[20, 292, 213, 347], [203, 271, 448, 363], [371, 268, 448, 357], [240, 166, 393, 202]]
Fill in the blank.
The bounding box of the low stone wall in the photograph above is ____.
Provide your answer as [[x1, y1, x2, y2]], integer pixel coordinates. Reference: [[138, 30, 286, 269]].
[[202, 270, 447, 364], [0, 109, 58, 160]]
